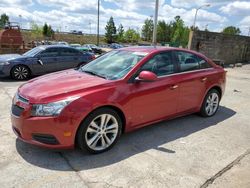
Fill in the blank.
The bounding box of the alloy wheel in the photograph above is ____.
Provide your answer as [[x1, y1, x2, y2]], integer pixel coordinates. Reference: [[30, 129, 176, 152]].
[[85, 114, 119, 151], [205, 92, 219, 116], [13, 66, 29, 80]]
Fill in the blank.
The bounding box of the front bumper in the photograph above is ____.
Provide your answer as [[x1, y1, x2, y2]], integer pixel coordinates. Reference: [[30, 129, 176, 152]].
[[11, 102, 82, 149]]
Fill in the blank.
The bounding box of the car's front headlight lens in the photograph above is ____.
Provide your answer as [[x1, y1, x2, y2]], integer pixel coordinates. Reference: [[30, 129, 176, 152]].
[[31, 97, 78, 117], [0, 62, 10, 65]]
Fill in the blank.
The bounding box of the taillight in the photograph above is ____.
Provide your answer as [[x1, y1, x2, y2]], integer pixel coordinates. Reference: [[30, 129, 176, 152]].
[[91, 55, 96, 60]]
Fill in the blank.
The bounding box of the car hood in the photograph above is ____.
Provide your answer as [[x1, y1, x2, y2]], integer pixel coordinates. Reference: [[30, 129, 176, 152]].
[[18, 69, 111, 103], [0, 54, 23, 63]]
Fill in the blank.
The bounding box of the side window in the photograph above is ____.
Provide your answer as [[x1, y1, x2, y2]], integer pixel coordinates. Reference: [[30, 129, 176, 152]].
[[198, 57, 212, 69], [59, 48, 75, 56], [140, 52, 175, 76], [175, 51, 199, 72], [39, 48, 59, 57]]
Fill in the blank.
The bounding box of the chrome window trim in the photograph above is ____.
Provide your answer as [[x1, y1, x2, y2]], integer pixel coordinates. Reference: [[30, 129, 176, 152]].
[[157, 67, 214, 78]]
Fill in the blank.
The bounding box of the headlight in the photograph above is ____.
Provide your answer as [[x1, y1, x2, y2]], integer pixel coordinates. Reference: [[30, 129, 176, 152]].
[[0, 62, 10, 65], [31, 97, 78, 117]]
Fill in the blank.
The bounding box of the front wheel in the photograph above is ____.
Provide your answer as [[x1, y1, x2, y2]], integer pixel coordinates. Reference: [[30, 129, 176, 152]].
[[200, 89, 220, 117], [77, 108, 122, 154], [11, 65, 30, 80]]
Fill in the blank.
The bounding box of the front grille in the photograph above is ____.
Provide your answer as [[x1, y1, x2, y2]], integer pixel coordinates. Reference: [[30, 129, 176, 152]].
[[12, 105, 24, 117], [32, 134, 59, 145]]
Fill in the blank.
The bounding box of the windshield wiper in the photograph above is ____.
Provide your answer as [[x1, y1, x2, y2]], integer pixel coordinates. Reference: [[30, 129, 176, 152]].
[[82, 70, 107, 79]]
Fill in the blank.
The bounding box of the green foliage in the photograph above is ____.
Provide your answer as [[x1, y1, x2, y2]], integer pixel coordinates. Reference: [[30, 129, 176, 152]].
[[105, 17, 117, 43], [170, 16, 189, 47], [117, 24, 124, 42], [157, 20, 171, 43], [30, 21, 43, 38], [0, 13, 9, 28], [222, 26, 241, 35], [141, 18, 154, 41], [42, 23, 54, 38], [124, 28, 140, 43]]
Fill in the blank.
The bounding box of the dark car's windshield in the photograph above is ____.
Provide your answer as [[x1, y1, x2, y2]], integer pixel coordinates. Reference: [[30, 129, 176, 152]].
[[80, 50, 147, 80], [22, 47, 45, 57]]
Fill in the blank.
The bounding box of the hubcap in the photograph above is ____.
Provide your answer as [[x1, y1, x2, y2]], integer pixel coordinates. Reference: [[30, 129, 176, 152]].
[[85, 114, 119, 151], [205, 92, 219, 116], [14, 66, 28, 79]]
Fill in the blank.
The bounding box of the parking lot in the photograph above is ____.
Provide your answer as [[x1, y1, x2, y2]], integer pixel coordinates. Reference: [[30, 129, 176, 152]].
[[0, 65, 249, 188]]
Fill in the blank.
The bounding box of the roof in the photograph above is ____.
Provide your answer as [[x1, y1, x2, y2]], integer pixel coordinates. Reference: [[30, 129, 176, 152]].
[[121, 46, 177, 53], [37, 45, 75, 49], [120, 46, 208, 59]]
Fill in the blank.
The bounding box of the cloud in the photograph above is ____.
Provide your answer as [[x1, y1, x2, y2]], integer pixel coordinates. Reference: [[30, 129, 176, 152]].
[[220, 1, 250, 15], [159, 4, 227, 27], [103, 0, 156, 11], [1, 0, 33, 8], [171, 0, 234, 8]]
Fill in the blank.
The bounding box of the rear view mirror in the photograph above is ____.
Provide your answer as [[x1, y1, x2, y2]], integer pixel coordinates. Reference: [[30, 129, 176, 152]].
[[135, 71, 157, 82], [37, 59, 44, 66]]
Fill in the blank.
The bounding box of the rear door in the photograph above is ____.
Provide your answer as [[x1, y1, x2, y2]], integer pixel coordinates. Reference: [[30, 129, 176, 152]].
[[173, 50, 213, 113], [57, 48, 82, 70]]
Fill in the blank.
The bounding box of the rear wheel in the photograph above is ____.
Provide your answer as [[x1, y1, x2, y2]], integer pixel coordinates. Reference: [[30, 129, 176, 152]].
[[11, 65, 30, 80], [77, 108, 122, 154], [200, 89, 220, 117]]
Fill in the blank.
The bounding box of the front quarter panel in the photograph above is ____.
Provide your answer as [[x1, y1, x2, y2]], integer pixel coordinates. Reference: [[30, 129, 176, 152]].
[[63, 81, 132, 140]]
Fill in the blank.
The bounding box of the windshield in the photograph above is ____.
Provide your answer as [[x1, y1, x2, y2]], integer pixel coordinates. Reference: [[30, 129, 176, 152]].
[[80, 50, 147, 80], [23, 47, 44, 57]]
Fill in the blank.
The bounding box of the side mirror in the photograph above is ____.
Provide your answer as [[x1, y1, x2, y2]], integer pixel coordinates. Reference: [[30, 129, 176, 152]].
[[135, 71, 157, 82], [37, 59, 44, 66]]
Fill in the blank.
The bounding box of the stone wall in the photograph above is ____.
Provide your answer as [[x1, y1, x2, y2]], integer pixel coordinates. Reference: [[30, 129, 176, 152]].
[[189, 30, 250, 65]]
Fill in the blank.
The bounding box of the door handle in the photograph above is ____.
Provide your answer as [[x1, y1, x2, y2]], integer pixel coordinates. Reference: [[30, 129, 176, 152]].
[[201, 77, 207, 82], [170, 85, 178, 90]]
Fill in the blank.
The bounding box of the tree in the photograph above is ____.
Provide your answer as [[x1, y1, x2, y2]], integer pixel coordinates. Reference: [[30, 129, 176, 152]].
[[0, 13, 9, 28], [170, 16, 189, 47], [141, 18, 154, 41], [117, 24, 124, 42], [42, 23, 54, 38], [43, 23, 48, 36], [157, 20, 171, 43], [105, 17, 117, 43], [222, 26, 241, 35], [124, 28, 140, 43], [30, 22, 43, 39]]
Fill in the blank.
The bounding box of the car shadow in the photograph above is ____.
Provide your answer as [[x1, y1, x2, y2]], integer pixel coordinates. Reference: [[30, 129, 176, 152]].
[[15, 106, 236, 171]]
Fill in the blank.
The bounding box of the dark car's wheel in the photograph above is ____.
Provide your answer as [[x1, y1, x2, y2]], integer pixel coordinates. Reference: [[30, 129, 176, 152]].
[[200, 89, 220, 117], [11, 65, 31, 80], [77, 108, 122, 154]]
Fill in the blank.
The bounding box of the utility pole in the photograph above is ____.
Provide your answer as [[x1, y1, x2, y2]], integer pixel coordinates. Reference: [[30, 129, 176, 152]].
[[97, 0, 100, 46], [89, 20, 92, 34], [152, 0, 159, 46]]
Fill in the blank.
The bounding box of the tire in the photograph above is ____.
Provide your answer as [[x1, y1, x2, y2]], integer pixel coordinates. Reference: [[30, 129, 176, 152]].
[[11, 65, 31, 80], [200, 89, 220, 117], [77, 108, 122, 154]]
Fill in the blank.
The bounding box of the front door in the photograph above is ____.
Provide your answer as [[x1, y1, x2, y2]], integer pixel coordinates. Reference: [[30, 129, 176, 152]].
[[129, 51, 180, 127], [33, 48, 60, 74]]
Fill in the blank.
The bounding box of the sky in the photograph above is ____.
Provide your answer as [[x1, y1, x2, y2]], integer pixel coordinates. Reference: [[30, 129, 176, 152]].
[[0, 0, 250, 36]]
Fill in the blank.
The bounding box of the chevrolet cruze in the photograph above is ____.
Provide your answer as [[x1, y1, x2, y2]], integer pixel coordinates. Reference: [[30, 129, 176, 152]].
[[11, 47, 226, 153]]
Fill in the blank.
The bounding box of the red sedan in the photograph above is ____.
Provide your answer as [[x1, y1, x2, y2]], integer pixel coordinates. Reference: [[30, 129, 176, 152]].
[[11, 47, 226, 153]]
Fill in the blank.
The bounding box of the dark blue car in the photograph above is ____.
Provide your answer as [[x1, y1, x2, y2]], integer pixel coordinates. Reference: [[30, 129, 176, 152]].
[[0, 45, 95, 80]]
